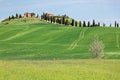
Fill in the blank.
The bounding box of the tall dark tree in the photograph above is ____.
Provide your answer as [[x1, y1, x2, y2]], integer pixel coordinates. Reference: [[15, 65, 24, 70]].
[[31, 13, 35, 17], [44, 13, 47, 21], [42, 12, 45, 19], [50, 16, 53, 23], [47, 16, 50, 22], [56, 18, 59, 23], [83, 21, 86, 27], [16, 13, 18, 18], [110, 24, 112, 27], [92, 20, 95, 27], [65, 19, 69, 25], [9, 16, 11, 21], [79, 21, 81, 27], [36, 14, 39, 18], [57, 18, 60, 24], [117, 23, 119, 27], [71, 19, 75, 26], [75, 21, 77, 27], [103, 23, 106, 27], [62, 17, 65, 24], [45, 13, 48, 21], [115, 21, 117, 27], [41, 14, 43, 20], [88, 21, 90, 27], [53, 16, 56, 23], [19, 14, 22, 18], [60, 19, 62, 24], [58, 18, 61, 24], [98, 22, 100, 27], [11, 15, 15, 19]]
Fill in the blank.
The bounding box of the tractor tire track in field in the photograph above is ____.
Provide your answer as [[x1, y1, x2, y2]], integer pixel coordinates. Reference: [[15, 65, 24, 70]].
[[7, 43, 69, 46], [3, 27, 43, 41], [69, 28, 88, 50]]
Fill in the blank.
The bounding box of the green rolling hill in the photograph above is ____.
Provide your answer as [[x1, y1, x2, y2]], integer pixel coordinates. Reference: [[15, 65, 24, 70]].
[[0, 18, 120, 60]]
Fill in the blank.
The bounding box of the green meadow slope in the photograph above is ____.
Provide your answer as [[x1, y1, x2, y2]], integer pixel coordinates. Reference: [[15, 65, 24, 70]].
[[0, 18, 120, 60]]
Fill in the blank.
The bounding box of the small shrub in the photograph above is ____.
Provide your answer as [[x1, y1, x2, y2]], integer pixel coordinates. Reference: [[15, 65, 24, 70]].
[[89, 36, 104, 58]]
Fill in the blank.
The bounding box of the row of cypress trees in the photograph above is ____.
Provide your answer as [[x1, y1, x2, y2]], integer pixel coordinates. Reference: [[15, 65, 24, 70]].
[[41, 13, 119, 27], [3, 12, 119, 27], [8, 13, 39, 21], [8, 13, 22, 21]]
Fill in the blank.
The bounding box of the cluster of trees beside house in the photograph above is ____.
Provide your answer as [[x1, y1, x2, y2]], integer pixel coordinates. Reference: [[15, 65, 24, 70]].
[[2, 12, 119, 28], [2, 13, 39, 22], [41, 13, 99, 27], [41, 13, 119, 27]]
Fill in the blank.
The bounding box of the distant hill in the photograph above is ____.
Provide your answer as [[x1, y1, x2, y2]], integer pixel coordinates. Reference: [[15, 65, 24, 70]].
[[1, 18, 40, 25], [1, 12, 119, 27], [0, 18, 120, 60]]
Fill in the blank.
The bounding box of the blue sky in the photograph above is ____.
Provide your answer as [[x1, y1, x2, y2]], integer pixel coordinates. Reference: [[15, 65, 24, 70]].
[[0, 0, 120, 25]]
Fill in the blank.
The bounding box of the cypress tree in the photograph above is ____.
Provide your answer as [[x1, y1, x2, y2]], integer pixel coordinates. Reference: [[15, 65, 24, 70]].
[[16, 13, 18, 18], [48, 17, 50, 22], [56, 18, 59, 23], [71, 19, 75, 26], [44, 13, 47, 21], [9, 16, 11, 21], [88, 21, 90, 27], [83, 21, 86, 27], [115, 21, 117, 27], [92, 20, 95, 27], [110, 24, 112, 27], [75, 21, 77, 27], [41, 15, 43, 20], [53, 16, 56, 23], [36, 14, 39, 18], [103, 23, 106, 27], [19, 14, 22, 18], [58, 18, 60, 24], [58, 18, 61, 24], [98, 22, 100, 27], [117, 23, 119, 27], [50, 16, 53, 23], [46, 14, 49, 21], [60, 18, 62, 24], [65, 19, 69, 25], [79, 21, 81, 27], [62, 17, 65, 24], [11, 15, 15, 19]]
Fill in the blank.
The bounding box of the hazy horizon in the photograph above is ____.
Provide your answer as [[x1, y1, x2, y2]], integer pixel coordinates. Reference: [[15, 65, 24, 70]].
[[0, 0, 120, 25]]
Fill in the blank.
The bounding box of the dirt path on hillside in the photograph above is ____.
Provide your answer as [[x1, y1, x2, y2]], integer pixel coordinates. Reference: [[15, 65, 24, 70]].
[[69, 28, 88, 50]]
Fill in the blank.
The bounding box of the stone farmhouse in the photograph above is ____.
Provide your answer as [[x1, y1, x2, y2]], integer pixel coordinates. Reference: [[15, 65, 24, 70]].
[[24, 12, 35, 18], [46, 13, 54, 17]]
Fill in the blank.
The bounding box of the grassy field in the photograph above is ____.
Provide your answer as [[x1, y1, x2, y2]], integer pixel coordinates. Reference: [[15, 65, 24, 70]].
[[0, 18, 120, 80], [0, 60, 120, 80], [0, 18, 120, 59]]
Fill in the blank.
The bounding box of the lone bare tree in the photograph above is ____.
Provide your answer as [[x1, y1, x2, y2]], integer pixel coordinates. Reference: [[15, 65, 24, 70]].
[[89, 36, 104, 58]]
